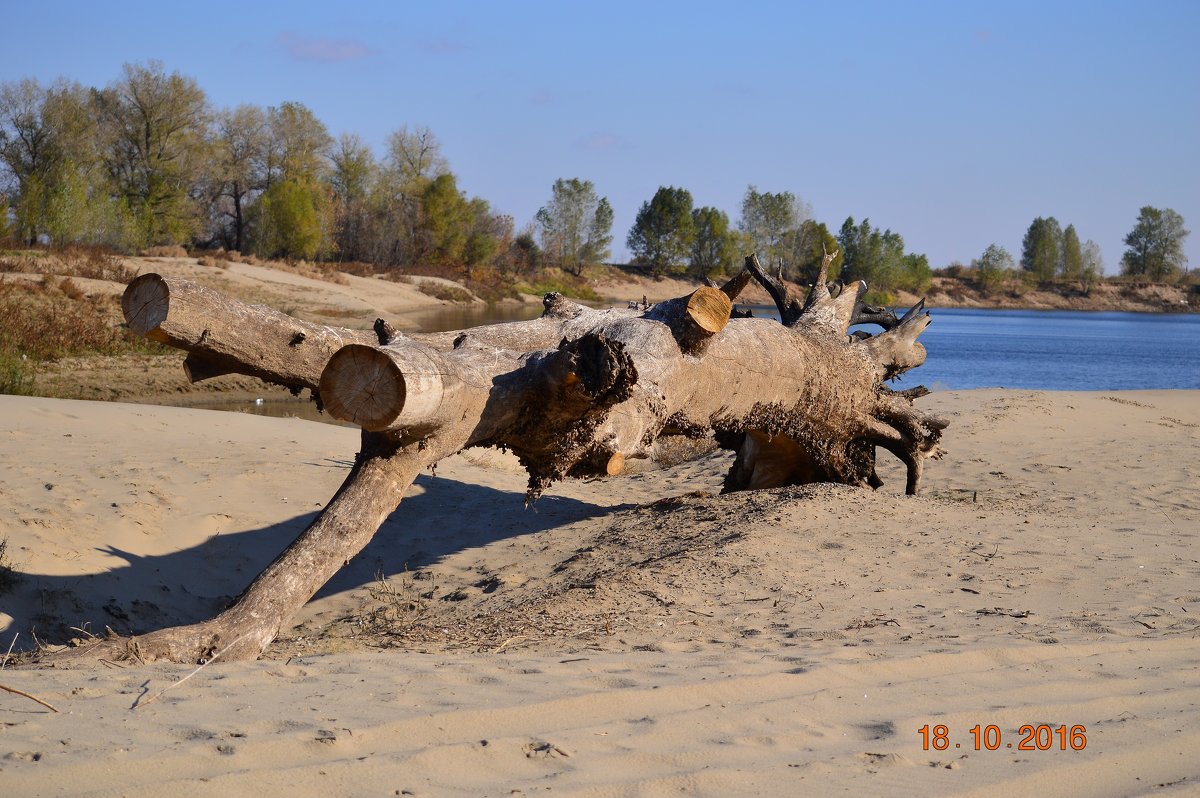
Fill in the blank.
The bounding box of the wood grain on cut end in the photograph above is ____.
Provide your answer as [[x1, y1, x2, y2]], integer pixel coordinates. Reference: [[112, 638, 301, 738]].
[[606, 451, 626, 476], [686, 286, 733, 334], [122, 273, 171, 336], [319, 344, 406, 431]]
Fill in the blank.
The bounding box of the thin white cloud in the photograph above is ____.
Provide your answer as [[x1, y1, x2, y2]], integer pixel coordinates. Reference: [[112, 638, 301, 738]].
[[278, 32, 373, 63]]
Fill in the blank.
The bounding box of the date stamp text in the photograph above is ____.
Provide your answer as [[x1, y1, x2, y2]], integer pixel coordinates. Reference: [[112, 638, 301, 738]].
[[917, 724, 1087, 751]]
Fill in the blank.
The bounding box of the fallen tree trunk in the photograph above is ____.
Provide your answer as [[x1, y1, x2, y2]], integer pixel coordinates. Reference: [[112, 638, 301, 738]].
[[44, 257, 944, 664], [122, 273, 380, 394]]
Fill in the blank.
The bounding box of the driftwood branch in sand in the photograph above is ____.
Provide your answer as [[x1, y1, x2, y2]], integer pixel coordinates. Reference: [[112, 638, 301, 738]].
[[44, 259, 944, 664], [0, 682, 59, 712]]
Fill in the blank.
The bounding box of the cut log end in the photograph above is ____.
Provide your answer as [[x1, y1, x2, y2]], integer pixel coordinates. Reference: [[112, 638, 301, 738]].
[[606, 451, 626, 476], [122, 273, 170, 336], [319, 344, 407, 431], [686, 286, 733, 334]]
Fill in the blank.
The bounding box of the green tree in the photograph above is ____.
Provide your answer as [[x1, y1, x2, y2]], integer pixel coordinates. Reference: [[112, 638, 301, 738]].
[[385, 125, 448, 191], [535, 178, 613, 276], [1060, 223, 1083, 281], [263, 101, 331, 187], [211, 104, 267, 252], [738, 185, 809, 270], [416, 172, 470, 266], [627, 186, 695, 276], [358, 125, 451, 269], [0, 78, 106, 246], [1020, 216, 1063, 284], [329, 132, 376, 262], [93, 61, 211, 247], [837, 217, 906, 289], [502, 222, 541, 273], [784, 219, 842, 285], [1079, 239, 1103, 295], [688, 206, 740, 279], [897, 252, 933, 294], [1121, 206, 1189, 281], [257, 177, 322, 260], [0, 77, 58, 244], [463, 199, 504, 274], [973, 243, 1013, 295]]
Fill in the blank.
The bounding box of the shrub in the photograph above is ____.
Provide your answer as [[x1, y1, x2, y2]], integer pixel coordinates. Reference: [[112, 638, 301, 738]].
[[417, 282, 474, 302], [0, 276, 165, 379], [514, 271, 602, 303], [338, 261, 378, 278], [141, 245, 189, 258], [58, 277, 85, 300], [0, 350, 36, 396], [0, 245, 136, 283], [862, 288, 896, 307], [936, 261, 970, 279], [0, 537, 21, 594]]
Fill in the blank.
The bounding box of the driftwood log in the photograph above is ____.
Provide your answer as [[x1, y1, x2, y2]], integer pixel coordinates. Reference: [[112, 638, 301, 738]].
[[49, 254, 944, 664]]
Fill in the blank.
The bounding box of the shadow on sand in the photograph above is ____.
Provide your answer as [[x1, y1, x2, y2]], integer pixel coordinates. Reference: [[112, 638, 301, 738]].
[[2, 472, 633, 649]]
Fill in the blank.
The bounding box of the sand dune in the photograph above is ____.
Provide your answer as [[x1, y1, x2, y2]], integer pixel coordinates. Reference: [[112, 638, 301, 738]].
[[2, 389, 1198, 795]]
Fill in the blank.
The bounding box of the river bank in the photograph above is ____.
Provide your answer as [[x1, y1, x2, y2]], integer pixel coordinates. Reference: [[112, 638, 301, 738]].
[[5, 253, 1197, 406]]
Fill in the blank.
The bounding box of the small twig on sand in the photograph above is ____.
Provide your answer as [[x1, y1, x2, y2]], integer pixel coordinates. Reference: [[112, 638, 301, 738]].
[[968, 544, 999, 560], [133, 635, 245, 711], [2, 633, 17, 670], [493, 635, 527, 654], [0, 682, 59, 713]]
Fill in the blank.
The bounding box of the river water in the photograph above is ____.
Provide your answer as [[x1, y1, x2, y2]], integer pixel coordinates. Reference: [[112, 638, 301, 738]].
[[855, 308, 1200, 391], [192, 304, 1200, 423]]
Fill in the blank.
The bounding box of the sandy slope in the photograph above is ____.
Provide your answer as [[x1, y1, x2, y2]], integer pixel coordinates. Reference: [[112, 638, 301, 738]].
[[119, 256, 489, 329], [1, 390, 1198, 796]]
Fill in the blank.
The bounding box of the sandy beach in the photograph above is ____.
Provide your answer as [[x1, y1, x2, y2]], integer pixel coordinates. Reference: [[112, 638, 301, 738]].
[[1, 387, 1198, 795]]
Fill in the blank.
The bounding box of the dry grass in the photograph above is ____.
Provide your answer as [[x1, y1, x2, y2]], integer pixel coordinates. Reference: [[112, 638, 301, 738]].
[[0, 246, 159, 395], [0, 538, 19, 595], [417, 282, 475, 303], [514, 269, 602, 303], [384, 262, 519, 303], [0, 245, 138, 283], [141, 244, 189, 258], [337, 261, 379, 278], [0, 276, 167, 395]]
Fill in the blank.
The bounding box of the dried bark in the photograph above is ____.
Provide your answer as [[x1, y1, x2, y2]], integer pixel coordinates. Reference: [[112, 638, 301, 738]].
[[42, 265, 944, 665], [122, 273, 378, 396]]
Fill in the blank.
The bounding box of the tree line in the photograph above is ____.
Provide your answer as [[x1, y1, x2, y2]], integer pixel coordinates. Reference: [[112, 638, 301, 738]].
[[0, 64, 514, 273], [626, 185, 933, 299], [2, 62, 1190, 294], [968, 207, 1190, 296], [0, 61, 930, 297]]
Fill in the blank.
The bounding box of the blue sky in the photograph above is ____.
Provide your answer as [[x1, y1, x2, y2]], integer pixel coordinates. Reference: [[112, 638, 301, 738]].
[[3, 1, 1197, 273]]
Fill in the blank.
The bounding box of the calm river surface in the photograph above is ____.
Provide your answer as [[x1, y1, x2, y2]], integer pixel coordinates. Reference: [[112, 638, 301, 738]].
[[856, 308, 1200, 391]]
